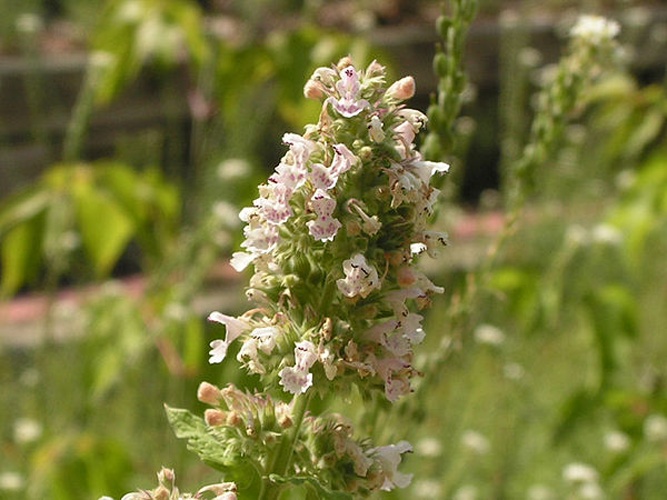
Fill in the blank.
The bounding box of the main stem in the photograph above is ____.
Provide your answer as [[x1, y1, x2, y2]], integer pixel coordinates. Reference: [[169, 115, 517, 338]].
[[260, 391, 312, 500]]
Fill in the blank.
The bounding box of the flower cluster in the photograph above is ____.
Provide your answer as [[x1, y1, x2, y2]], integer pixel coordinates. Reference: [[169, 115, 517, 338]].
[[109, 467, 237, 500], [210, 56, 448, 403], [194, 382, 413, 496]]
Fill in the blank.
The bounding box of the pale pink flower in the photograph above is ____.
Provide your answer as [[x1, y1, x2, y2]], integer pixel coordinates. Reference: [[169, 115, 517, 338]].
[[254, 183, 293, 224], [278, 366, 313, 394], [327, 65, 370, 117], [410, 158, 450, 183], [229, 251, 254, 272], [270, 159, 307, 190], [369, 441, 414, 491], [307, 189, 342, 241], [400, 313, 425, 344], [207, 312, 250, 363], [282, 133, 316, 170], [336, 254, 380, 298], [330, 143, 357, 178], [250, 326, 279, 354], [294, 340, 318, 371]]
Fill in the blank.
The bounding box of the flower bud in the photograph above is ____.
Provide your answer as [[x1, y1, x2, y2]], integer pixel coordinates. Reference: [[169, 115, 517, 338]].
[[386, 76, 416, 101], [337, 56, 354, 70], [197, 381, 222, 405], [153, 486, 170, 500], [304, 80, 325, 100], [205, 409, 227, 427]]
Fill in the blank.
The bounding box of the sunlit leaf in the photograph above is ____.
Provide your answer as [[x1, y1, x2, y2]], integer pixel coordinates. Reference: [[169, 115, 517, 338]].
[[72, 183, 136, 276], [0, 214, 45, 295]]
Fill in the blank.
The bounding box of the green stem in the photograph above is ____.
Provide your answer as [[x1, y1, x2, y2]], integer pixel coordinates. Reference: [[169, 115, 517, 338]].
[[261, 391, 312, 500]]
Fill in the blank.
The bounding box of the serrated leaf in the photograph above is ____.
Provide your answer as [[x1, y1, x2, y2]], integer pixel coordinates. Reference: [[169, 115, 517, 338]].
[[268, 474, 354, 500], [165, 406, 208, 439]]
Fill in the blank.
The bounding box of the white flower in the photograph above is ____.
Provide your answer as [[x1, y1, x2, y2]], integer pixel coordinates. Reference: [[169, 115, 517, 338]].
[[570, 15, 620, 44], [413, 479, 442, 499], [578, 481, 604, 499], [278, 366, 313, 394], [415, 437, 442, 458], [207, 312, 250, 363], [453, 485, 478, 500], [282, 133, 316, 170], [473, 324, 506, 346], [410, 159, 450, 183], [461, 430, 490, 455], [368, 115, 385, 142], [327, 65, 370, 117], [254, 183, 293, 224], [209, 339, 230, 364], [306, 189, 342, 241], [250, 326, 279, 354], [527, 484, 554, 500], [13, 417, 42, 444], [229, 251, 254, 272], [563, 462, 599, 483], [330, 143, 357, 178], [336, 253, 381, 298], [644, 413, 667, 442], [400, 313, 425, 344], [294, 340, 318, 371], [416, 230, 449, 258], [369, 440, 413, 491], [604, 430, 630, 453], [0, 471, 24, 491]]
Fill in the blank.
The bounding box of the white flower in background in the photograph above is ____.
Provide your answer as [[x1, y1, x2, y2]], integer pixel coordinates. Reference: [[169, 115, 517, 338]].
[[503, 362, 525, 380], [527, 484, 555, 500], [461, 429, 490, 455], [453, 484, 478, 500], [413, 479, 442, 498], [415, 436, 442, 458], [578, 481, 604, 499], [570, 15, 621, 44], [604, 430, 630, 453], [644, 413, 667, 442], [13, 417, 42, 444], [473, 323, 506, 346], [563, 462, 599, 483], [591, 224, 622, 245], [0, 471, 24, 492]]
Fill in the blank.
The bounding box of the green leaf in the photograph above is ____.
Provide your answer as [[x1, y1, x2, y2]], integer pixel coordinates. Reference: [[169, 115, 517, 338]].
[[0, 186, 51, 238], [268, 474, 354, 500], [72, 182, 136, 276], [1, 214, 45, 295], [165, 405, 262, 494]]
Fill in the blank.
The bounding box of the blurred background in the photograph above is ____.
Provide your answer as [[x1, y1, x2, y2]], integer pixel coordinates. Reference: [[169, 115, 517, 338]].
[[1, 0, 666, 498]]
